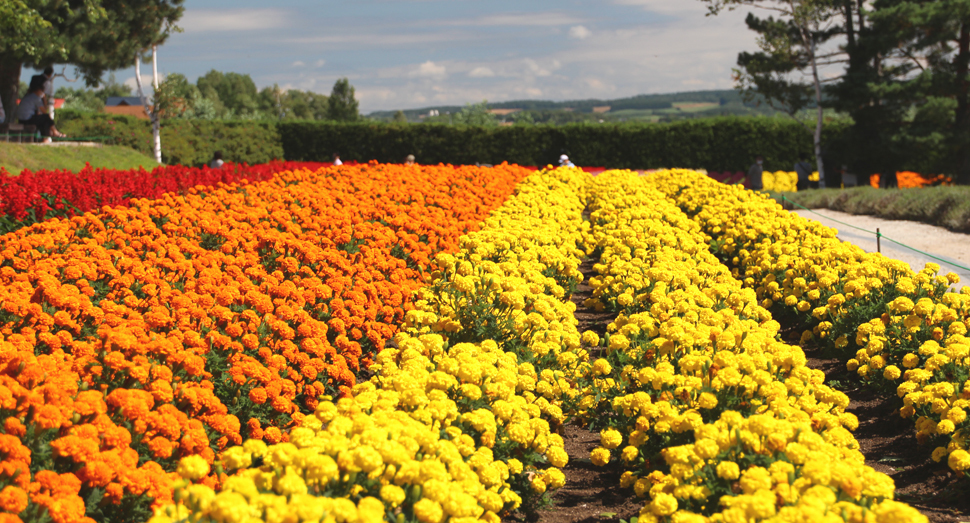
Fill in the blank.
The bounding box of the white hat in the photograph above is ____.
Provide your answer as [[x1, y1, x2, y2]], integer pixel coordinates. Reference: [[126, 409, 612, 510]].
[[559, 154, 569, 162]]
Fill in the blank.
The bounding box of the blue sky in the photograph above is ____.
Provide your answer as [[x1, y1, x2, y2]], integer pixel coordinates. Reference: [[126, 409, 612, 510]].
[[25, 0, 764, 113]]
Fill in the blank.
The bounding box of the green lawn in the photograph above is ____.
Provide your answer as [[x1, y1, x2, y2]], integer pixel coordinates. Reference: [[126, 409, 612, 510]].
[[0, 141, 158, 175]]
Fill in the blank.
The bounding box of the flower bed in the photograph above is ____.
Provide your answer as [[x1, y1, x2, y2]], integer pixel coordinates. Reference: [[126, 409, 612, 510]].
[[0, 162, 530, 523], [150, 167, 592, 523], [0, 161, 326, 235], [650, 168, 970, 483], [572, 170, 922, 522], [870, 172, 954, 188]]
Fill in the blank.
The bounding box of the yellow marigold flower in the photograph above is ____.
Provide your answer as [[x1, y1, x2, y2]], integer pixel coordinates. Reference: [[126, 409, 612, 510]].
[[621, 446, 639, 462], [619, 471, 637, 488], [381, 485, 406, 508], [938, 420, 956, 434], [600, 428, 623, 449], [650, 492, 678, 516], [414, 499, 443, 523], [698, 392, 718, 410], [593, 358, 613, 376], [531, 476, 547, 494], [716, 461, 740, 480], [358, 497, 386, 523], [609, 334, 630, 351], [590, 447, 611, 466], [948, 449, 970, 471], [582, 330, 601, 347], [902, 353, 920, 368], [545, 468, 566, 489], [739, 467, 771, 494], [176, 455, 210, 481], [547, 446, 569, 468], [883, 365, 902, 380], [508, 459, 524, 475], [931, 447, 948, 463]]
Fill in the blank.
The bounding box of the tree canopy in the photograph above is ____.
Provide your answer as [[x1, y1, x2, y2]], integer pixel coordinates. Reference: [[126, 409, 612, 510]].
[[0, 0, 184, 127], [326, 78, 359, 121]]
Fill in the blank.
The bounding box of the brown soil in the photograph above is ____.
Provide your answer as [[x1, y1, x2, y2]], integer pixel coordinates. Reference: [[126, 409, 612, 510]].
[[803, 347, 970, 522], [506, 244, 641, 523]]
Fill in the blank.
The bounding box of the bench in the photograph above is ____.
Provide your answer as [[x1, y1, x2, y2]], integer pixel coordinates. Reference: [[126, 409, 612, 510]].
[[0, 122, 38, 143]]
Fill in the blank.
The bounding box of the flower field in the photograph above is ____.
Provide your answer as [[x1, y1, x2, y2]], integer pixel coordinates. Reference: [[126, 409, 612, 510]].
[[2, 162, 961, 523], [0, 161, 326, 235]]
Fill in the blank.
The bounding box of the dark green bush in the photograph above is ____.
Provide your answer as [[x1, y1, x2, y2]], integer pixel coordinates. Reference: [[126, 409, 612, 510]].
[[279, 117, 849, 172]]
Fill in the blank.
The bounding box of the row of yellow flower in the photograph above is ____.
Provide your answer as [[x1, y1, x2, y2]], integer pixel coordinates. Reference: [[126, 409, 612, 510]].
[[761, 171, 818, 193], [149, 167, 594, 523], [575, 170, 925, 522], [650, 169, 970, 480]]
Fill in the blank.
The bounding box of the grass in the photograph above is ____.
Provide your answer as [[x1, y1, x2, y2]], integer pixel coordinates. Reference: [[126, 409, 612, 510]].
[[775, 186, 970, 233], [0, 141, 158, 175]]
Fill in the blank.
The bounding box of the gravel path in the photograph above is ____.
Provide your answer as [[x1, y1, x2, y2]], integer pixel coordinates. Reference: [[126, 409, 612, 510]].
[[792, 209, 970, 287]]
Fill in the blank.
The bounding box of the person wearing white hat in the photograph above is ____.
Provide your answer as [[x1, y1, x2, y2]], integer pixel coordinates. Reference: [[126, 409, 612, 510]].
[[559, 154, 575, 168]]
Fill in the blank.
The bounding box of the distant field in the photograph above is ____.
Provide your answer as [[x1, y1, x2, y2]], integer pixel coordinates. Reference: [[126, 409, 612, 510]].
[[0, 141, 158, 175], [673, 102, 720, 112]]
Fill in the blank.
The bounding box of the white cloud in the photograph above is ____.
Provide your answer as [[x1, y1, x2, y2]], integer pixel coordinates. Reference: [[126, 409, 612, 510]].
[[292, 60, 305, 67], [314, 59, 326, 68], [569, 25, 592, 39], [522, 58, 560, 78], [292, 32, 467, 47], [179, 8, 288, 32], [456, 13, 585, 26], [468, 67, 495, 78], [410, 60, 447, 79]]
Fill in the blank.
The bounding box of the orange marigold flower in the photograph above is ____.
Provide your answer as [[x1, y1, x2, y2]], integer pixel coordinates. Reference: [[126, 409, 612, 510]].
[[0, 486, 28, 513]]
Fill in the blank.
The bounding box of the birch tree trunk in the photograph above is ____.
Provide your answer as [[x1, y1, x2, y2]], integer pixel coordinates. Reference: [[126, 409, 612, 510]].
[[150, 45, 161, 164], [134, 51, 162, 164]]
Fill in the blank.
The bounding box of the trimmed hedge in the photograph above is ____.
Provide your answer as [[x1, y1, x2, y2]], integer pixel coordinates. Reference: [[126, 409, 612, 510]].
[[52, 112, 847, 171], [56, 111, 284, 167], [279, 117, 849, 172]]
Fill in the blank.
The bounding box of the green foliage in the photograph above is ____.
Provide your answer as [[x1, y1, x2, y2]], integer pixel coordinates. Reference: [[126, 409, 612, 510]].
[[452, 100, 498, 127], [279, 117, 848, 171], [55, 113, 284, 166], [196, 69, 260, 117], [326, 78, 359, 121], [780, 185, 970, 232]]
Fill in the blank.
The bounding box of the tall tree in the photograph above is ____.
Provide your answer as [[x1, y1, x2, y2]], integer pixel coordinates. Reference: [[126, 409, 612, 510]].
[[701, 0, 843, 183], [865, 0, 970, 184], [0, 0, 183, 128], [326, 78, 359, 121]]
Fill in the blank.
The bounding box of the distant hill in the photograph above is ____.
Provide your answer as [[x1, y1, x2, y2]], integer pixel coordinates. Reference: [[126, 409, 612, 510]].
[[367, 89, 780, 123]]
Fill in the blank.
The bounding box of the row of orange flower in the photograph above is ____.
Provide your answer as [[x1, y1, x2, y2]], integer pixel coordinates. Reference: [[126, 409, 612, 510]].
[[869, 172, 953, 188], [0, 162, 532, 523]]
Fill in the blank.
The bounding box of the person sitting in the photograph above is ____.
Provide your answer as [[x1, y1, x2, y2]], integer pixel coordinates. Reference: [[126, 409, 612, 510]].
[[405, 154, 415, 165], [559, 154, 575, 168], [333, 152, 343, 166], [208, 151, 224, 169], [16, 83, 65, 142]]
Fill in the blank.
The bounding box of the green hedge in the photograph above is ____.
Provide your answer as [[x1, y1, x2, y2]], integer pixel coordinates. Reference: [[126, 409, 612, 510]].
[[56, 111, 284, 166], [52, 112, 847, 171], [279, 117, 849, 172]]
